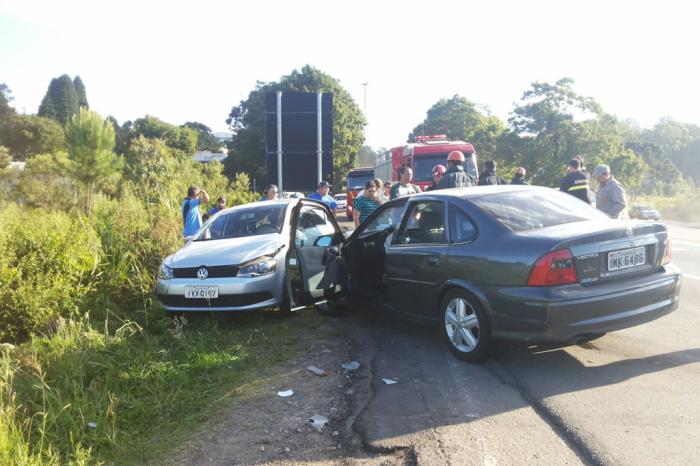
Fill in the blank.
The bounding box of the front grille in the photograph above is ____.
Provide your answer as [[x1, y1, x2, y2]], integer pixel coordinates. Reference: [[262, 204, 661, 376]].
[[157, 292, 274, 308], [172, 265, 239, 279]]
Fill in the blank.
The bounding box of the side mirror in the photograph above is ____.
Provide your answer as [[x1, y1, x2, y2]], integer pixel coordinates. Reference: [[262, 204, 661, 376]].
[[315, 236, 333, 247]]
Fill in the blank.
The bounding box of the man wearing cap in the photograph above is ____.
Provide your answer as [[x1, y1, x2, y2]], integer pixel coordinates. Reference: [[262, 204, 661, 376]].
[[307, 181, 338, 217], [511, 167, 528, 185], [592, 164, 627, 218], [437, 150, 477, 189], [559, 159, 591, 203], [390, 166, 421, 199]]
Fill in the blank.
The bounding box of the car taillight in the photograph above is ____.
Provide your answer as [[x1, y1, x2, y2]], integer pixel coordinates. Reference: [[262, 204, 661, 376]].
[[661, 239, 672, 265], [528, 249, 578, 286]]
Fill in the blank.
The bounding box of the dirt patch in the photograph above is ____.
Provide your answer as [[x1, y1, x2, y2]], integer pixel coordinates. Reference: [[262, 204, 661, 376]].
[[163, 313, 406, 466]]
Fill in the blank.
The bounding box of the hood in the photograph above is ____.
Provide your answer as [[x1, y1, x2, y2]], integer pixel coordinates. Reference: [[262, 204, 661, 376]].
[[168, 234, 285, 268]]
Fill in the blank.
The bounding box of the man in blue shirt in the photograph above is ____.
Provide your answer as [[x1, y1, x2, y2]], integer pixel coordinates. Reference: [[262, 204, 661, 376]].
[[307, 181, 337, 217], [207, 197, 226, 217], [182, 185, 210, 238]]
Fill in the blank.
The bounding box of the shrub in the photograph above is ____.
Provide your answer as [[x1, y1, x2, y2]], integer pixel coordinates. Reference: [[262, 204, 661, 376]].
[[0, 205, 100, 342]]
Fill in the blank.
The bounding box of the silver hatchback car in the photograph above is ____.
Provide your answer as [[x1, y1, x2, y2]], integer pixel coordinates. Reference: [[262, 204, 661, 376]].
[[156, 198, 344, 313]]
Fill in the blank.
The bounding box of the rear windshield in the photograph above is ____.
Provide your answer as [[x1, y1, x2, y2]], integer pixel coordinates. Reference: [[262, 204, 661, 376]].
[[471, 190, 609, 232]]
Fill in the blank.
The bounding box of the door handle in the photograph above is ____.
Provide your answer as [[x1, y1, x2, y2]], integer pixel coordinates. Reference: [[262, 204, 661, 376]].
[[428, 256, 439, 266]]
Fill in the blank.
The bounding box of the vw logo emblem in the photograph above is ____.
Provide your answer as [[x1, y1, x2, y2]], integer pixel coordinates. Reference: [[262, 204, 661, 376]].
[[626, 228, 633, 238], [197, 268, 208, 280]]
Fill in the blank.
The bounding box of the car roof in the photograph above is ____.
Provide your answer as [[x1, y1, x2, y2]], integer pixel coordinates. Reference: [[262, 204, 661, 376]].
[[411, 184, 545, 201]]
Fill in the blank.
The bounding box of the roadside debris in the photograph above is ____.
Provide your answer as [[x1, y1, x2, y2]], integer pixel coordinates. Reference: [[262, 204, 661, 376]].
[[307, 365, 328, 376], [341, 360, 360, 370], [308, 414, 329, 432], [277, 389, 294, 397], [87, 422, 97, 429], [382, 378, 398, 385]]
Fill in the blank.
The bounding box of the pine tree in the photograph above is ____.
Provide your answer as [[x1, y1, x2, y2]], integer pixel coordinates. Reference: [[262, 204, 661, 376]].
[[38, 75, 80, 125], [60, 108, 123, 214], [73, 76, 89, 108]]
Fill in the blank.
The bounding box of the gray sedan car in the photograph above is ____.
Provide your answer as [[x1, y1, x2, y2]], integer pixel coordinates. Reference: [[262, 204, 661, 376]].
[[317, 185, 682, 362], [156, 199, 344, 314]]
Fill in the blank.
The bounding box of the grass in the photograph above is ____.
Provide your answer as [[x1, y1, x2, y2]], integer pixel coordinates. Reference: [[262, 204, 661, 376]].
[[0, 307, 328, 465]]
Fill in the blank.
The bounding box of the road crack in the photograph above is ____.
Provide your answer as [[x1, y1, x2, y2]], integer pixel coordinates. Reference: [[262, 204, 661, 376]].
[[484, 358, 604, 466]]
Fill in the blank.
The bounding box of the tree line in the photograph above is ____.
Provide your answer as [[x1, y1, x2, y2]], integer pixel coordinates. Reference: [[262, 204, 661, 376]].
[[2, 68, 699, 201]]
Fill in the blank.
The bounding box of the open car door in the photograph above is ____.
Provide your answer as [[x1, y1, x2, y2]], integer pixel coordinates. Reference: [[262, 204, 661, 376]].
[[288, 200, 346, 308]]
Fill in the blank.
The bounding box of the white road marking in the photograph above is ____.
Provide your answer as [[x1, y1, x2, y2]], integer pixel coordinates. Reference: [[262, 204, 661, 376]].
[[672, 239, 700, 245], [674, 247, 688, 251], [684, 274, 700, 281]]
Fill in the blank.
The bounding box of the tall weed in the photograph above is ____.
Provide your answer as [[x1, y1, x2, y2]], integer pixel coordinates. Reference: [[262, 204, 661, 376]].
[[0, 205, 100, 341]]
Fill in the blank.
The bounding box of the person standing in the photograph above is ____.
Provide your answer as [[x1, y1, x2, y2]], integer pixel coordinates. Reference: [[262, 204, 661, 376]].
[[478, 160, 508, 186], [511, 167, 528, 185], [373, 178, 389, 204], [353, 181, 381, 227], [437, 151, 477, 189], [559, 159, 591, 203], [262, 184, 278, 201], [426, 164, 446, 191], [592, 164, 627, 218], [390, 166, 421, 199], [307, 181, 338, 217], [207, 197, 226, 217], [182, 185, 210, 237]]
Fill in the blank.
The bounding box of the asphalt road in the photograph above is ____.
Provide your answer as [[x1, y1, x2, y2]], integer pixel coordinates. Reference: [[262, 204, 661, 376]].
[[341, 220, 700, 466]]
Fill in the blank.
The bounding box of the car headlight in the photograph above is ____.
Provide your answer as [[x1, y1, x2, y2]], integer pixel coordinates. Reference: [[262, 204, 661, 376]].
[[158, 263, 174, 280], [237, 257, 277, 278]]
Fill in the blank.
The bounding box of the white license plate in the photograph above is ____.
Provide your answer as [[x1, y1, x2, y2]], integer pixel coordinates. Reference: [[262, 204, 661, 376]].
[[184, 286, 219, 299], [607, 247, 646, 271]]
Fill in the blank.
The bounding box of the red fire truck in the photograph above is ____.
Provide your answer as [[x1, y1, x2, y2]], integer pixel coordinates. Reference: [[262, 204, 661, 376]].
[[376, 135, 478, 191], [345, 166, 375, 221]]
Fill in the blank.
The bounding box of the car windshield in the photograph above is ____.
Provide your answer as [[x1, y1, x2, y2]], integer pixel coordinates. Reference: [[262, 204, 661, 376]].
[[413, 154, 448, 182], [348, 174, 373, 190], [335, 194, 346, 200], [471, 190, 609, 232], [194, 205, 287, 241]]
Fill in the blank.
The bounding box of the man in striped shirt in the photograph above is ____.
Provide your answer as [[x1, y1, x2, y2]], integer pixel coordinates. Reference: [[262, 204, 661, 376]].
[[353, 181, 381, 227]]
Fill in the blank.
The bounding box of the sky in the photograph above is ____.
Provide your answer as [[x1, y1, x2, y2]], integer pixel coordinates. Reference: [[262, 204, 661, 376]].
[[1, 0, 699, 148]]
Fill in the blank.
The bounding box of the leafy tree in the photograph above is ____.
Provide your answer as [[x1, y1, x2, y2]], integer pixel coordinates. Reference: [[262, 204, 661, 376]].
[[38, 74, 80, 125], [508, 78, 609, 186], [409, 95, 506, 159], [225, 65, 365, 188], [0, 83, 14, 119], [0, 145, 10, 168], [73, 76, 89, 108], [182, 121, 222, 151], [118, 116, 197, 156], [58, 108, 123, 214], [0, 114, 65, 160]]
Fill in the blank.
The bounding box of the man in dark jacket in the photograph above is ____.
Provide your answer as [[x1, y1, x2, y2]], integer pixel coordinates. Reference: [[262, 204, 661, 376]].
[[478, 160, 508, 186], [511, 167, 528, 185], [437, 151, 477, 189], [559, 159, 591, 203]]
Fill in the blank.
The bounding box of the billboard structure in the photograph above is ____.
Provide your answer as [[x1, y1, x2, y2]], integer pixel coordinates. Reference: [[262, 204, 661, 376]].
[[265, 91, 333, 193]]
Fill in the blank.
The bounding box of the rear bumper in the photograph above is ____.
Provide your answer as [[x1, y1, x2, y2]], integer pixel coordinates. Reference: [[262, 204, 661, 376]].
[[486, 266, 682, 342]]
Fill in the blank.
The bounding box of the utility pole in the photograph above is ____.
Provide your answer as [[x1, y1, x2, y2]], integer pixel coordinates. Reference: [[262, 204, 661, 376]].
[[362, 82, 368, 116]]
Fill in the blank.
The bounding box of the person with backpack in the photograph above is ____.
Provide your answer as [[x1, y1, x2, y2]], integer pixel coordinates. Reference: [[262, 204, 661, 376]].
[[182, 186, 210, 238]]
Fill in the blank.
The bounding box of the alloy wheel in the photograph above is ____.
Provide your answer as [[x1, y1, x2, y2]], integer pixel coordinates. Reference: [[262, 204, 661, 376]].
[[444, 297, 480, 353]]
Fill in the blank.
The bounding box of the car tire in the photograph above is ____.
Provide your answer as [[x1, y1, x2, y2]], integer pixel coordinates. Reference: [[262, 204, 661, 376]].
[[315, 298, 345, 317], [440, 289, 492, 362]]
